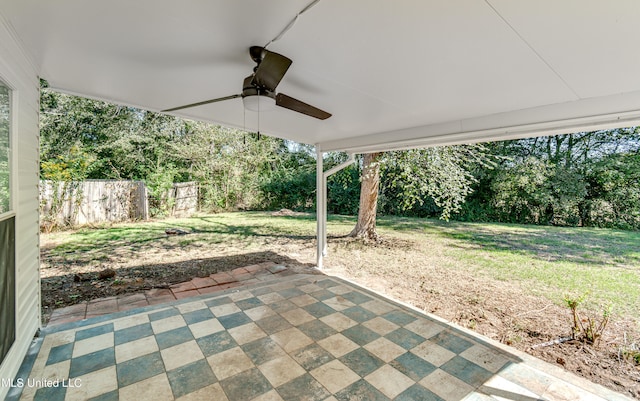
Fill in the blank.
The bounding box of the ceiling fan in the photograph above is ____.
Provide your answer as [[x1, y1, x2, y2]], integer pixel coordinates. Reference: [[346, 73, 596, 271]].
[[162, 46, 331, 120]]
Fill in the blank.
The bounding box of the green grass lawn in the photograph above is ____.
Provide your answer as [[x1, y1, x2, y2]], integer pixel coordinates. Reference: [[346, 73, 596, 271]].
[[43, 211, 640, 317]]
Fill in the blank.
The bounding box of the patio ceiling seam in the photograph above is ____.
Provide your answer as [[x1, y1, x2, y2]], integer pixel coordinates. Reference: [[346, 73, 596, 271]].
[[485, 0, 580, 99]]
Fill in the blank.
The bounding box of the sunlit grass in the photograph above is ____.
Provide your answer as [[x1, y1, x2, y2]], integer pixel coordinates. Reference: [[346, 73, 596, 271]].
[[42, 212, 640, 316]]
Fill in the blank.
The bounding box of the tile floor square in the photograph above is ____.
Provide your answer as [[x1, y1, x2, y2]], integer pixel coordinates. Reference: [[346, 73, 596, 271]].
[[317, 334, 360, 358], [341, 306, 377, 323], [148, 308, 180, 322], [302, 301, 336, 318], [236, 297, 264, 310], [271, 327, 314, 353], [290, 343, 335, 371], [297, 319, 337, 341], [440, 355, 494, 387], [275, 373, 330, 401], [218, 311, 252, 329], [280, 308, 316, 326], [290, 294, 318, 307], [188, 318, 224, 339], [117, 351, 165, 387], [156, 326, 194, 350], [278, 288, 306, 299], [327, 285, 351, 295], [322, 296, 355, 312], [396, 384, 444, 401], [341, 324, 380, 346], [196, 330, 238, 356], [115, 335, 159, 363], [151, 315, 187, 334], [228, 322, 267, 345], [270, 299, 298, 314], [390, 351, 437, 381], [334, 379, 390, 401], [258, 354, 306, 387], [114, 322, 154, 345], [419, 369, 475, 401], [113, 314, 150, 331], [320, 312, 358, 331], [411, 340, 456, 367], [365, 364, 414, 399], [360, 299, 395, 315], [182, 308, 214, 325], [459, 344, 511, 373], [209, 303, 241, 317], [385, 327, 426, 350], [219, 367, 272, 400], [167, 359, 217, 398], [204, 296, 233, 308], [73, 332, 114, 357], [161, 340, 205, 371], [241, 337, 287, 365], [315, 279, 340, 289], [33, 385, 66, 401], [339, 347, 385, 377], [363, 337, 407, 363], [310, 359, 360, 393], [340, 291, 373, 305], [75, 323, 114, 341], [244, 305, 277, 321], [41, 360, 70, 382], [69, 348, 115, 378], [255, 314, 293, 335], [176, 300, 207, 314], [46, 343, 73, 365], [207, 346, 254, 380], [404, 318, 445, 339], [119, 373, 173, 401], [174, 383, 228, 401], [431, 330, 475, 354], [257, 292, 285, 304], [309, 289, 336, 301], [362, 316, 400, 336], [298, 283, 323, 293], [66, 366, 117, 401], [382, 310, 418, 326]]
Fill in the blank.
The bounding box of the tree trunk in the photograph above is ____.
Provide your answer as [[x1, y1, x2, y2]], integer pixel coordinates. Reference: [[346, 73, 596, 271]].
[[349, 152, 383, 240]]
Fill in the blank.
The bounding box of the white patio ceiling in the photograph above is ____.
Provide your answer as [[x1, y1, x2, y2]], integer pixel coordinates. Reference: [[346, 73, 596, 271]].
[[2, 0, 640, 152]]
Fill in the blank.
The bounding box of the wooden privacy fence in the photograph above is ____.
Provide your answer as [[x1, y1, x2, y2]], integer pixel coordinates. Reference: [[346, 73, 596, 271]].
[[39, 180, 198, 228]]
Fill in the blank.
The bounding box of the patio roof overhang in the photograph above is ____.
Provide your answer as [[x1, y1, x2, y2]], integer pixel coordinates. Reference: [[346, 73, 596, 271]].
[[2, 1, 640, 153]]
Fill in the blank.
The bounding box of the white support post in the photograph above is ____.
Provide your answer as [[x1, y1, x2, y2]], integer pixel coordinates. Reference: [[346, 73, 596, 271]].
[[316, 151, 356, 270], [316, 147, 325, 269]]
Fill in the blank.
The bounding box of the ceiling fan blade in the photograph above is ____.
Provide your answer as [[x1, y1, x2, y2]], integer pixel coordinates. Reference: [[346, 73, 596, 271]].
[[251, 47, 292, 92], [276, 93, 331, 120], [162, 94, 241, 112]]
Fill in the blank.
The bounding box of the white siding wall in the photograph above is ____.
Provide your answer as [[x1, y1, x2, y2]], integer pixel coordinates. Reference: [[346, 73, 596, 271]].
[[0, 14, 41, 400]]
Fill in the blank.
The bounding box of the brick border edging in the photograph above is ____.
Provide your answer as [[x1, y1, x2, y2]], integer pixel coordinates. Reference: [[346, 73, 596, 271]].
[[47, 261, 292, 326]]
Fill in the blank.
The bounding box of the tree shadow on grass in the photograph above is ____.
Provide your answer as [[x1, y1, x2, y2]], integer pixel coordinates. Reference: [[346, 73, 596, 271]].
[[377, 217, 640, 267]]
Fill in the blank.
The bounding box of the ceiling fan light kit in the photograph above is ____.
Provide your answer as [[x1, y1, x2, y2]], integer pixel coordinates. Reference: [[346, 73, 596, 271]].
[[243, 94, 276, 112], [163, 46, 331, 120]]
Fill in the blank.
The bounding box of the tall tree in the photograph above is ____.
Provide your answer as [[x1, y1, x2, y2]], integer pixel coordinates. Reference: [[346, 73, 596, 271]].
[[349, 152, 382, 239], [349, 145, 494, 240]]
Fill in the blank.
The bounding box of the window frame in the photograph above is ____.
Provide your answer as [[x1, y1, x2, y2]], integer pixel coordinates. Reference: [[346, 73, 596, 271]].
[[0, 77, 14, 222]]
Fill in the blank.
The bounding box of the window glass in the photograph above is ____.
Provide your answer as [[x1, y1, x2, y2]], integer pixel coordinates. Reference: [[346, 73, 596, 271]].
[[0, 82, 9, 214]]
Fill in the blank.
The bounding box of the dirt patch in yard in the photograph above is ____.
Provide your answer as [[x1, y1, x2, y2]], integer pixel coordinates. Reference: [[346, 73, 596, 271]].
[[40, 219, 640, 399]]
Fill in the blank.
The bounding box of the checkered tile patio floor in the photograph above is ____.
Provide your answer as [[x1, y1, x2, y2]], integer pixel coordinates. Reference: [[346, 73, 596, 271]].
[[8, 273, 631, 401]]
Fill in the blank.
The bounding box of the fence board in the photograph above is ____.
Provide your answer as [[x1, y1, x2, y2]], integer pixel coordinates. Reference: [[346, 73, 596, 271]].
[[40, 180, 197, 227]]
